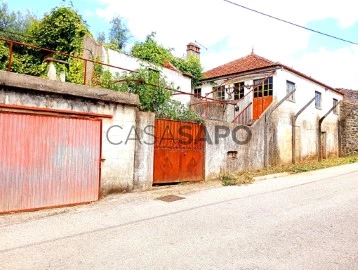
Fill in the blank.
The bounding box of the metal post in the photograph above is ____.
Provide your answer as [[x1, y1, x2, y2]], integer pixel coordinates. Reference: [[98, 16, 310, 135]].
[[8, 41, 13, 72], [292, 97, 315, 164], [318, 100, 342, 161]]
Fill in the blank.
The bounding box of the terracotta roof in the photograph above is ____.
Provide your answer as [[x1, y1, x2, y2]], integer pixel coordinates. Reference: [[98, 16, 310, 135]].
[[163, 61, 180, 72], [203, 53, 276, 80], [202, 52, 343, 95]]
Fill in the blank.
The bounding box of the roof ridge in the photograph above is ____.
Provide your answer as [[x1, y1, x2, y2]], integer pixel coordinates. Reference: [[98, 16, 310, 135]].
[[205, 54, 249, 73], [249, 52, 275, 64], [203, 52, 276, 79]]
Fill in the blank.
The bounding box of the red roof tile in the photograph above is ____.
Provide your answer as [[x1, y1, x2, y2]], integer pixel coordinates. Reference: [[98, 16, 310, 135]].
[[203, 52, 343, 95], [203, 53, 276, 80], [163, 61, 180, 72]]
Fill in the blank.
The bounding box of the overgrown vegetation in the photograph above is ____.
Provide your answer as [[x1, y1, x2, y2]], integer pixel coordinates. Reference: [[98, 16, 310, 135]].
[[107, 16, 130, 51], [0, 2, 35, 42], [131, 32, 172, 66], [0, 3, 90, 81], [131, 32, 203, 88], [31, 7, 90, 56], [116, 66, 202, 121], [219, 155, 358, 186], [0, 3, 202, 121]]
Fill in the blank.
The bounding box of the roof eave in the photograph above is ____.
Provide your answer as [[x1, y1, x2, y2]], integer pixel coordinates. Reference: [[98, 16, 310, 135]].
[[201, 64, 343, 96], [201, 65, 279, 82], [280, 65, 343, 96]]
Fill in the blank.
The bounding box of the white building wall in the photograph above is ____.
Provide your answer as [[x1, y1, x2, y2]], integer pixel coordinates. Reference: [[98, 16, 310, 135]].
[[103, 48, 192, 105], [273, 68, 343, 163], [201, 68, 343, 164]]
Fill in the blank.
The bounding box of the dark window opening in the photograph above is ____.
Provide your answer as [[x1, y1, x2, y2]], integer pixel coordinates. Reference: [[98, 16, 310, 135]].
[[286, 81, 295, 101], [227, 151, 238, 159], [333, 98, 338, 114], [234, 82, 245, 100], [315, 91, 322, 109], [194, 88, 201, 98]]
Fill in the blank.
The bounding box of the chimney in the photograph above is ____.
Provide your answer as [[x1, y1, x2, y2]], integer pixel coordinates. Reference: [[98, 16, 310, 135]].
[[186, 42, 201, 59]]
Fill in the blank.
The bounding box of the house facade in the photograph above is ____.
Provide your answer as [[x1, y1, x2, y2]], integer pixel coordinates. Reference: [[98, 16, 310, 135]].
[[198, 53, 344, 164]]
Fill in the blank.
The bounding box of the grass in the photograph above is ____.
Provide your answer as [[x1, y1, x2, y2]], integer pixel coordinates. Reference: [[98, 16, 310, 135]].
[[220, 155, 358, 186]]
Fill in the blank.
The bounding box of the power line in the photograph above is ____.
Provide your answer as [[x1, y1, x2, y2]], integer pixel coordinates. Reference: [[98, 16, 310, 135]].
[[223, 0, 358, 46]]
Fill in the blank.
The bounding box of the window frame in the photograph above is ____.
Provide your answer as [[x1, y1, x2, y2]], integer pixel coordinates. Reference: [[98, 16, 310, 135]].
[[194, 88, 202, 98], [214, 85, 225, 100], [333, 98, 338, 115], [253, 77, 273, 98], [234, 82, 245, 100], [315, 91, 322, 109], [286, 80, 295, 102]]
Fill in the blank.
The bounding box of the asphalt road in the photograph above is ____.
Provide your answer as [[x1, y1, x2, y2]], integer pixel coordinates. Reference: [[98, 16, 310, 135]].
[[0, 163, 358, 270]]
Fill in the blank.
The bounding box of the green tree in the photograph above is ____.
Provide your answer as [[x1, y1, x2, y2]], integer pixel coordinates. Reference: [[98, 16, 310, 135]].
[[0, 2, 36, 42], [32, 6, 90, 55], [131, 32, 173, 66], [108, 16, 130, 51], [131, 33, 203, 88], [171, 55, 202, 88], [29, 6, 91, 83], [97, 31, 106, 44]]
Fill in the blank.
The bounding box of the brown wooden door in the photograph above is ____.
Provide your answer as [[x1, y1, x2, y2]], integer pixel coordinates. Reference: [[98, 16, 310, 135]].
[[153, 119, 205, 184], [253, 77, 273, 120]]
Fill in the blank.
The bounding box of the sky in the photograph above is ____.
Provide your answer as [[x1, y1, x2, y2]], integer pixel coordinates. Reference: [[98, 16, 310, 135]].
[[5, 0, 358, 89]]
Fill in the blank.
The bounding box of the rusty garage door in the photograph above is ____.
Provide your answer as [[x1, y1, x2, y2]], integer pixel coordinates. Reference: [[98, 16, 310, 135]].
[[0, 111, 101, 213], [153, 119, 205, 184]]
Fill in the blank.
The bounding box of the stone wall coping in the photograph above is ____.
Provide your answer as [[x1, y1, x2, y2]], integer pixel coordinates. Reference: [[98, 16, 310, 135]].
[[0, 71, 139, 106]]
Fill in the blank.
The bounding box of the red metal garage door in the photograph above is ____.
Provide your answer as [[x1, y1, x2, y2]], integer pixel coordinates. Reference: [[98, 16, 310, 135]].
[[0, 111, 101, 213], [153, 119, 205, 184]]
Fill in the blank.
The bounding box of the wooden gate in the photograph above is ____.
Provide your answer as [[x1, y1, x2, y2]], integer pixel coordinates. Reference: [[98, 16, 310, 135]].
[[0, 111, 101, 213], [153, 119, 205, 184]]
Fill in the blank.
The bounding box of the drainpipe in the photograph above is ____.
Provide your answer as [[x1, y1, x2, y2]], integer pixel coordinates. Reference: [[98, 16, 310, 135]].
[[318, 100, 342, 161], [264, 88, 296, 168], [292, 97, 315, 164]]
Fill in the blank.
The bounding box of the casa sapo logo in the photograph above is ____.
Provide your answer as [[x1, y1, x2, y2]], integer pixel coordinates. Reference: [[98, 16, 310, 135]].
[[106, 124, 252, 146]]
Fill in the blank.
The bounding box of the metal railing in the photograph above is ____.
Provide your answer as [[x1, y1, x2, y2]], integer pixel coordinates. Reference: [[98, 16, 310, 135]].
[[231, 88, 254, 124], [0, 37, 136, 85], [231, 102, 253, 125]]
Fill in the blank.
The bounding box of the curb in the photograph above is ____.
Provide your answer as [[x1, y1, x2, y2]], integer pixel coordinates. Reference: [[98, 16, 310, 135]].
[[253, 172, 292, 182]]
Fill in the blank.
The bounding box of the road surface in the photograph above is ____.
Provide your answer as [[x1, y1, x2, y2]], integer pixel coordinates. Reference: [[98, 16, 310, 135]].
[[0, 163, 358, 270]]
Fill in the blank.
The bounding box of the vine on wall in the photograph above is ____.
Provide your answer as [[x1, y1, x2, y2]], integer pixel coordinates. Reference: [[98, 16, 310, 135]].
[[0, 4, 202, 122]]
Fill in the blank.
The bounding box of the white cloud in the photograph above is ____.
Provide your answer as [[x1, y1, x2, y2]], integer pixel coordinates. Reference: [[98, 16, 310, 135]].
[[95, 0, 358, 88]]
